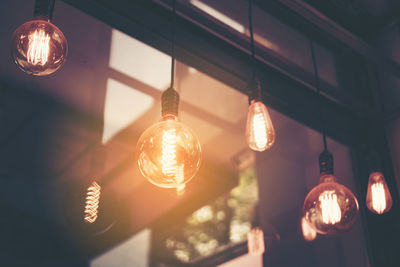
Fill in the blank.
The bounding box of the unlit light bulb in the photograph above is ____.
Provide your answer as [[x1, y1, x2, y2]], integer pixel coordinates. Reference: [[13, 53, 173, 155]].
[[137, 114, 201, 188], [84, 182, 101, 224], [301, 216, 316, 241], [366, 172, 392, 214], [303, 174, 359, 235], [11, 19, 67, 76], [247, 227, 265, 255], [246, 100, 275, 152]]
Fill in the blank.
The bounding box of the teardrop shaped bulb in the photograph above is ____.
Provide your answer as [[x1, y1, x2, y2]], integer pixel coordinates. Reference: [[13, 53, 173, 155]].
[[247, 227, 265, 255], [301, 216, 317, 241], [366, 172, 392, 214], [245, 100, 275, 152]]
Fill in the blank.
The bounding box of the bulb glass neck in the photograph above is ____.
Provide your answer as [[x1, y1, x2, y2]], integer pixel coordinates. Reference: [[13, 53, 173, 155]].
[[248, 78, 262, 104], [319, 173, 337, 184], [161, 114, 178, 121]]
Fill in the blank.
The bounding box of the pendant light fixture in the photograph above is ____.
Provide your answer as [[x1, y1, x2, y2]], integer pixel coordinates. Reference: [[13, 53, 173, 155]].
[[245, 0, 275, 152], [136, 0, 202, 190], [366, 150, 392, 214], [247, 205, 265, 255], [302, 40, 359, 236], [11, 0, 67, 76], [301, 216, 317, 242]]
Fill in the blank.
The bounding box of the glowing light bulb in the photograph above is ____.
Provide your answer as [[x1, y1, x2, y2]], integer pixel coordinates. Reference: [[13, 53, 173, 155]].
[[246, 100, 275, 152], [247, 227, 265, 255], [366, 172, 392, 214], [137, 115, 202, 188], [303, 174, 359, 235], [11, 19, 67, 76], [84, 182, 101, 224], [301, 216, 316, 241]]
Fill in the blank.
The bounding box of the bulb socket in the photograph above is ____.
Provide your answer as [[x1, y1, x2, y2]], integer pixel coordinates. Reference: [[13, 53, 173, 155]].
[[319, 149, 334, 175], [161, 87, 179, 116], [34, 0, 55, 20], [248, 78, 262, 104]]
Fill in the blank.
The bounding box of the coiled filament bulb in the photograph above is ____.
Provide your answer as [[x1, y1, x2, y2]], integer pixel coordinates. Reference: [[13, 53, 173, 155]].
[[84, 182, 101, 224]]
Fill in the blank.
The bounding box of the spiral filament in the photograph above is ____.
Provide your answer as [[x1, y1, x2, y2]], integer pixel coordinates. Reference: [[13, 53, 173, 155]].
[[252, 110, 268, 150], [27, 29, 50, 66], [319, 190, 341, 224], [247, 227, 265, 255], [84, 182, 101, 224], [161, 129, 184, 184], [371, 183, 386, 214]]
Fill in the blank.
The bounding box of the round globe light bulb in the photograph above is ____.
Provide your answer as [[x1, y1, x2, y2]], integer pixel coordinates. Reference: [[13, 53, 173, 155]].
[[11, 19, 67, 76], [303, 174, 359, 235], [136, 114, 202, 188], [245, 100, 275, 152]]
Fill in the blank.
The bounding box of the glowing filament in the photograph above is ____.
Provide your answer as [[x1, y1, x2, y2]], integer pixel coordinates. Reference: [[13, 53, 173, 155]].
[[84, 182, 101, 224], [247, 227, 265, 255], [371, 182, 386, 214], [161, 129, 184, 184], [27, 29, 50, 66], [319, 190, 341, 224], [252, 111, 268, 150]]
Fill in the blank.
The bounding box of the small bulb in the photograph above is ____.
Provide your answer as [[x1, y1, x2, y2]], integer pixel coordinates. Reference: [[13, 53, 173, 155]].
[[247, 227, 265, 255], [303, 174, 359, 235], [366, 172, 392, 214], [137, 114, 202, 188], [84, 182, 101, 224], [301, 216, 317, 241], [246, 100, 275, 152], [11, 19, 67, 76]]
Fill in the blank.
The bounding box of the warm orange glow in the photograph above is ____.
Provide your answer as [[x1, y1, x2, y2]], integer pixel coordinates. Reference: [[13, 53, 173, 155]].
[[84, 182, 101, 224], [366, 172, 392, 214], [136, 115, 201, 188], [27, 29, 50, 66], [319, 190, 341, 224], [301, 217, 316, 241], [246, 100, 275, 152], [247, 227, 265, 255]]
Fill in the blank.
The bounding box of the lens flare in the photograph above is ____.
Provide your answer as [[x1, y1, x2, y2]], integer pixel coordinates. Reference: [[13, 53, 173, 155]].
[[247, 227, 265, 255]]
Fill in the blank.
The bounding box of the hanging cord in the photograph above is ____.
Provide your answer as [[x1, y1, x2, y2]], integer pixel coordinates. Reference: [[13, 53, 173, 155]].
[[309, 40, 328, 151], [170, 0, 176, 89], [162, 0, 179, 116], [248, 0, 261, 102], [310, 40, 334, 174]]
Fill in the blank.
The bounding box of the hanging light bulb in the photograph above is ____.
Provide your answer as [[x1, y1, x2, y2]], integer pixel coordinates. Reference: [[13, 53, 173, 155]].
[[84, 181, 101, 224], [247, 227, 265, 255], [245, 0, 275, 152], [301, 216, 317, 241], [10, 0, 67, 76], [303, 150, 359, 235], [136, 0, 201, 189], [366, 172, 392, 214]]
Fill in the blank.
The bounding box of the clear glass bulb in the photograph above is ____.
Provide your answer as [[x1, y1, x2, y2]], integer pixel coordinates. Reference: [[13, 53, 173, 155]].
[[366, 172, 392, 214], [247, 227, 265, 255], [136, 114, 202, 188], [246, 100, 275, 152], [303, 174, 359, 235], [301, 216, 317, 241], [10, 19, 67, 76]]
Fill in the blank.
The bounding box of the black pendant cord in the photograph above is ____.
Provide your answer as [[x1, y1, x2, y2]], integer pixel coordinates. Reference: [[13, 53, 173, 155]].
[[309, 40, 328, 151], [310, 40, 334, 174], [170, 0, 176, 89], [248, 0, 261, 102], [34, 0, 55, 20], [162, 0, 179, 117]]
